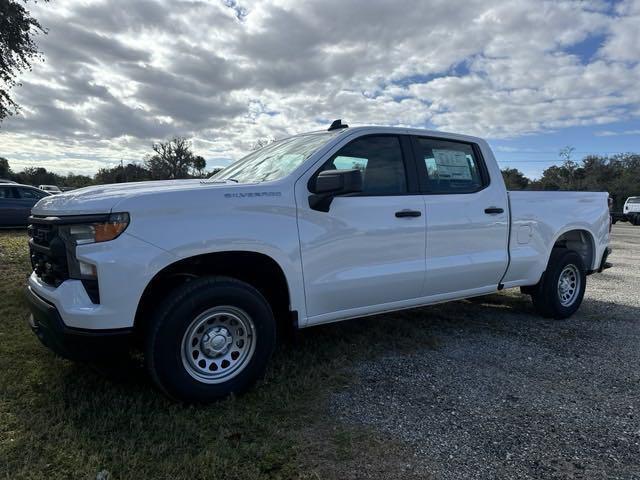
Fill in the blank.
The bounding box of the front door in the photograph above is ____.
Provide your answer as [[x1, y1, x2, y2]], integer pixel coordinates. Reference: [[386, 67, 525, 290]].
[[296, 134, 426, 322]]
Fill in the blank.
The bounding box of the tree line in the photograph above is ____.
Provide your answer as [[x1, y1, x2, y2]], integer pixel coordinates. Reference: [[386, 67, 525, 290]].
[[0, 137, 222, 189], [501, 151, 639, 210]]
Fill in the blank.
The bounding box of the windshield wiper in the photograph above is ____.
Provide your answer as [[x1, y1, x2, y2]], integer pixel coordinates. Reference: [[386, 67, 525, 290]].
[[226, 178, 239, 183]]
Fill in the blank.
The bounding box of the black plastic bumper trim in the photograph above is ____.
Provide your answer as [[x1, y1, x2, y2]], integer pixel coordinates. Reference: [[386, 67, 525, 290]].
[[25, 286, 132, 361]]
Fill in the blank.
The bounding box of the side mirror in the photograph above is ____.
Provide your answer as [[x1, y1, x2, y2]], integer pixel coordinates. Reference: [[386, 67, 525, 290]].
[[309, 169, 363, 212]]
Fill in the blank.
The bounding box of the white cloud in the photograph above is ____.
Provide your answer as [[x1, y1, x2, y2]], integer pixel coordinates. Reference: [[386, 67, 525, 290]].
[[600, 0, 640, 62], [0, 0, 639, 175], [595, 129, 640, 136]]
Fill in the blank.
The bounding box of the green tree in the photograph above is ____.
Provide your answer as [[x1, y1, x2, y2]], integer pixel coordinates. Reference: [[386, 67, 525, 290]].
[[95, 163, 151, 184], [1, 0, 48, 120], [0, 157, 12, 178], [13, 166, 58, 186], [529, 152, 640, 211], [501, 167, 529, 190], [192, 155, 207, 177], [61, 172, 93, 189], [145, 137, 198, 180]]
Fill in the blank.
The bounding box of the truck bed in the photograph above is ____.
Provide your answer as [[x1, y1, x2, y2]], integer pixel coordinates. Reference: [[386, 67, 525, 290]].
[[502, 191, 610, 288]]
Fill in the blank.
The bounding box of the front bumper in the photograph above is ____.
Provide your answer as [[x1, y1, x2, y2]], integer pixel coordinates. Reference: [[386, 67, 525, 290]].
[[26, 285, 132, 361], [26, 231, 176, 331]]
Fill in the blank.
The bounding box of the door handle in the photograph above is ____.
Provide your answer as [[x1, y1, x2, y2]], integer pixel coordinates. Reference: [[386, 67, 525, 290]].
[[484, 207, 504, 214], [395, 210, 422, 218]]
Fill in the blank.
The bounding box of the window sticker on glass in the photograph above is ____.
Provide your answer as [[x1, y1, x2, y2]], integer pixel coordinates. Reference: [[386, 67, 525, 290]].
[[431, 149, 473, 180]]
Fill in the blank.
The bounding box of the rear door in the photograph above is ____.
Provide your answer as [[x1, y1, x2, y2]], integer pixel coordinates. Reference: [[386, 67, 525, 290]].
[[15, 187, 48, 225], [296, 134, 426, 321], [410, 136, 509, 298]]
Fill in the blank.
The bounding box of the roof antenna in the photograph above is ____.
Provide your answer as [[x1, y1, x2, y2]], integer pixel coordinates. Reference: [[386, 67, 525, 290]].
[[328, 119, 349, 131]]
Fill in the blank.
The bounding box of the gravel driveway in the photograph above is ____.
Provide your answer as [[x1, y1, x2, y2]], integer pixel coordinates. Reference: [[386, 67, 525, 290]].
[[331, 224, 640, 480]]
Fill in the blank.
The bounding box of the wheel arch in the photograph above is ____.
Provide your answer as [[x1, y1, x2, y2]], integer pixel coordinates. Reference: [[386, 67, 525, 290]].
[[134, 250, 294, 337], [549, 227, 596, 271]]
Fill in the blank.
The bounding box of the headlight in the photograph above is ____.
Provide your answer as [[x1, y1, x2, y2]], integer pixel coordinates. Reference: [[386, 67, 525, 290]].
[[57, 213, 129, 303], [61, 212, 130, 245]]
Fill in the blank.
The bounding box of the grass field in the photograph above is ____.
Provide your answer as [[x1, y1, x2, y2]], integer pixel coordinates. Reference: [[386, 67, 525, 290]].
[[0, 229, 437, 479]]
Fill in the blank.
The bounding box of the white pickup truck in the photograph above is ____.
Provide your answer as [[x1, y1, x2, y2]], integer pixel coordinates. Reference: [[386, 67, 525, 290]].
[[623, 196, 640, 225], [26, 122, 612, 402]]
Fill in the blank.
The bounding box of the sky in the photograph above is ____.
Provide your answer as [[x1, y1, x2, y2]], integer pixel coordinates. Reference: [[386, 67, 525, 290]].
[[0, 0, 639, 179]]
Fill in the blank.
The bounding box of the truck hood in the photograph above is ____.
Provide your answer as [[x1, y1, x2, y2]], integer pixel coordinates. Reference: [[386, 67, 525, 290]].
[[32, 179, 219, 216]]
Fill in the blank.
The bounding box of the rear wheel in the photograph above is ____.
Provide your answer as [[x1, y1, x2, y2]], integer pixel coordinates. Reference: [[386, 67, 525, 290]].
[[145, 276, 276, 403], [632, 214, 640, 226], [530, 249, 586, 319]]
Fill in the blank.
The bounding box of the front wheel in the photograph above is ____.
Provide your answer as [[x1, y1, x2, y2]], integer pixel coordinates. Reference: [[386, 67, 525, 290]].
[[145, 276, 276, 403], [530, 249, 587, 319]]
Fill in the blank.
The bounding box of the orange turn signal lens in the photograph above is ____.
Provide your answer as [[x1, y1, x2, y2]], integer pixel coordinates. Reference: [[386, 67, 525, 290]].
[[94, 213, 130, 243], [95, 222, 126, 242]]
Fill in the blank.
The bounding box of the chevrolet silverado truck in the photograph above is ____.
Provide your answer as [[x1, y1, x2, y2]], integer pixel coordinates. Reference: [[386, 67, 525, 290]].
[[26, 121, 612, 402]]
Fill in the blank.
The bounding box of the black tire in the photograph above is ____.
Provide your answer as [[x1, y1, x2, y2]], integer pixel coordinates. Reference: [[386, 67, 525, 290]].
[[145, 276, 276, 403], [530, 249, 586, 319], [632, 214, 640, 226]]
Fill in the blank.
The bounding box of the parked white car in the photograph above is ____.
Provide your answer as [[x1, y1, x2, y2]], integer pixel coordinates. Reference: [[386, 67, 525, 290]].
[[38, 185, 63, 195], [623, 196, 640, 225], [25, 122, 612, 402]]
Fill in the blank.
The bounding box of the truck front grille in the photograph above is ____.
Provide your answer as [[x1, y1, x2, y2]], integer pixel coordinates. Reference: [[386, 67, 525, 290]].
[[27, 220, 70, 287]]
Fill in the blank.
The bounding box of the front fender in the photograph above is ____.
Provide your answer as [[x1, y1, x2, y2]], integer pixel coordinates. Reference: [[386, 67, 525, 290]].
[[119, 185, 306, 320]]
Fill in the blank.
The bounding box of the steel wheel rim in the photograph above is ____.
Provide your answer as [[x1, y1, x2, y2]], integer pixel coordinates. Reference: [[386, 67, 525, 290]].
[[557, 264, 580, 307], [181, 306, 256, 384]]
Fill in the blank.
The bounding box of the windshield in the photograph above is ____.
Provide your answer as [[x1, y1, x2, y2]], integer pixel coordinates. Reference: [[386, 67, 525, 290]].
[[211, 132, 337, 184], [627, 197, 640, 204]]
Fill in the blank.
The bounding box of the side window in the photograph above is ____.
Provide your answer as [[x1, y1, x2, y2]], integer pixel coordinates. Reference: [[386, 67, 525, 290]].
[[320, 135, 407, 195], [414, 137, 486, 194], [18, 188, 46, 199], [0, 187, 15, 199]]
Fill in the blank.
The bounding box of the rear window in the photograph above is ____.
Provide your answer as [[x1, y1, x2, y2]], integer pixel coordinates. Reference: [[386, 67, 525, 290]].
[[413, 137, 487, 194], [0, 186, 15, 199], [18, 188, 48, 199]]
